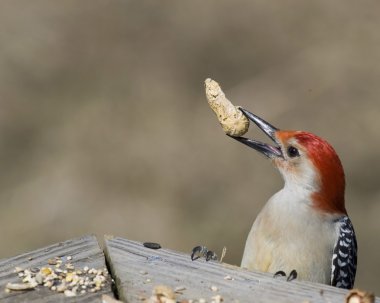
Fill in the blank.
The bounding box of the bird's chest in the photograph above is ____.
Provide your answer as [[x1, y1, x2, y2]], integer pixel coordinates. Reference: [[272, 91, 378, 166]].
[[242, 197, 337, 283]]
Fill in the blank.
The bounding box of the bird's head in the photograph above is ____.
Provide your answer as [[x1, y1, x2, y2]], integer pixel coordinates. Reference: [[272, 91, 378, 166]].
[[231, 108, 346, 215]]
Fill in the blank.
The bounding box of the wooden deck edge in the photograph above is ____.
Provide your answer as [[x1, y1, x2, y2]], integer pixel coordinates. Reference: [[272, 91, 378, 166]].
[[103, 234, 124, 302]]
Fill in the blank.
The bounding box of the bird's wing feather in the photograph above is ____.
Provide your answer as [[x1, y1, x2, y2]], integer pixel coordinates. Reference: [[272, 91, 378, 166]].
[[331, 216, 357, 289]]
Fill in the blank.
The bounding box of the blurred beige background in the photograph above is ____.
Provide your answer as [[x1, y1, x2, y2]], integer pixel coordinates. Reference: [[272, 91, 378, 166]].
[[1, 0, 379, 295]]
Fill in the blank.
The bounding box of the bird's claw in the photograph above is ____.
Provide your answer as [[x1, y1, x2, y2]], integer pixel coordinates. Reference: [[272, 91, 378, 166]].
[[273, 271, 286, 278], [273, 269, 298, 282], [287, 269, 298, 282], [191, 246, 217, 261]]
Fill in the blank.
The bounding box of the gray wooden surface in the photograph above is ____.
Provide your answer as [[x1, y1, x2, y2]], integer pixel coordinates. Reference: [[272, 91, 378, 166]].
[[0, 235, 114, 303], [1, 235, 378, 303], [104, 236, 380, 303]]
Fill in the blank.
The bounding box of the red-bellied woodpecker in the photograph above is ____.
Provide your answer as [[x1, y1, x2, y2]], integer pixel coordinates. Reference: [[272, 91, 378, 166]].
[[230, 108, 357, 289]]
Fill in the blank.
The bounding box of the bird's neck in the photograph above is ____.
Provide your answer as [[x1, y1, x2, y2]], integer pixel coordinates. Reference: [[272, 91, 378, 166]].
[[276, 180, 346, 218], [278, 164, 347, 216]]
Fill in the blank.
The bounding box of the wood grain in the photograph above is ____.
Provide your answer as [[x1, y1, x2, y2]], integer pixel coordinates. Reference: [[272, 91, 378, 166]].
[[1, 235, 378, 303], [104, 236, 379, 303], [0, 235, 115, 303]]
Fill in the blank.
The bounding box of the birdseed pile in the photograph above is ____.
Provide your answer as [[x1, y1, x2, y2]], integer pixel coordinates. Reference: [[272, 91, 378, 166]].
[[5, 256, 109, 297]]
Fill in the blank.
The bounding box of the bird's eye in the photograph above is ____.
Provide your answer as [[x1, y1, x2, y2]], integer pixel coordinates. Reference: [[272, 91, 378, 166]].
[[287, 146, 300, 158]]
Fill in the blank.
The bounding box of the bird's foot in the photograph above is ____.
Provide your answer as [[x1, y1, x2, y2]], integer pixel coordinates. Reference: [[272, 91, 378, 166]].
[[273, 271, 286, 278], [287, 269, 298, 281], [191, 246, 218, 261], [273, 269, 298, 281]]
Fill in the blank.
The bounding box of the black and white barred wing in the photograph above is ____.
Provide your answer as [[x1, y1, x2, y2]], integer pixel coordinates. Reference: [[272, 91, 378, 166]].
[[331, 216, 357, 289]]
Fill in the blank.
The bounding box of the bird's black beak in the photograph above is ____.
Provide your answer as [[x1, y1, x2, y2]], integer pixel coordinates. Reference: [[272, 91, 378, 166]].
[[229, 108, 283, 159]]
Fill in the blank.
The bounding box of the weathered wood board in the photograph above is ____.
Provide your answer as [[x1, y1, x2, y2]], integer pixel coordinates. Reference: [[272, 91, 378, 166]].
[[104, 236, 379, 303], [0, 235, 115, 303]]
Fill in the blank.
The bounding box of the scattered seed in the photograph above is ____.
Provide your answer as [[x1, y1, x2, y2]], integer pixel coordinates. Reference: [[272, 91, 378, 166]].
[[6, 282, 37, 291], [174, 286, 186, 293], [64, 289, 76, 297], [210, 285, 218, 292], [224, 275, 233, 280], [220, 247, 227, 263], [66, 256, 72, 261], [143, 242, 161, 249], [199, 298, 206, 303], [48, 259, 57, 265], [56, 282, 67, 292], [139, 270, 148, 275], [35, 273, 44, 284], [212, 294, 224, 303], [30, 267, 40, 274], [65, 273, 73, 282], [41, 267, 52, 276], [346, 289, 375, 303], [153, 285, 175, 299]]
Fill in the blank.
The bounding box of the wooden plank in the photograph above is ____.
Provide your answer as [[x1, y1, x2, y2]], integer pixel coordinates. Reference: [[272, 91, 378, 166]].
[[0, 235, 115, 303], [104, 236, 379, 303]]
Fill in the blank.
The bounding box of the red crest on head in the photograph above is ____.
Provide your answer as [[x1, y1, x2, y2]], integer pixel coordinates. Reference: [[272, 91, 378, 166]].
[[294, 132, 347, 215]]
